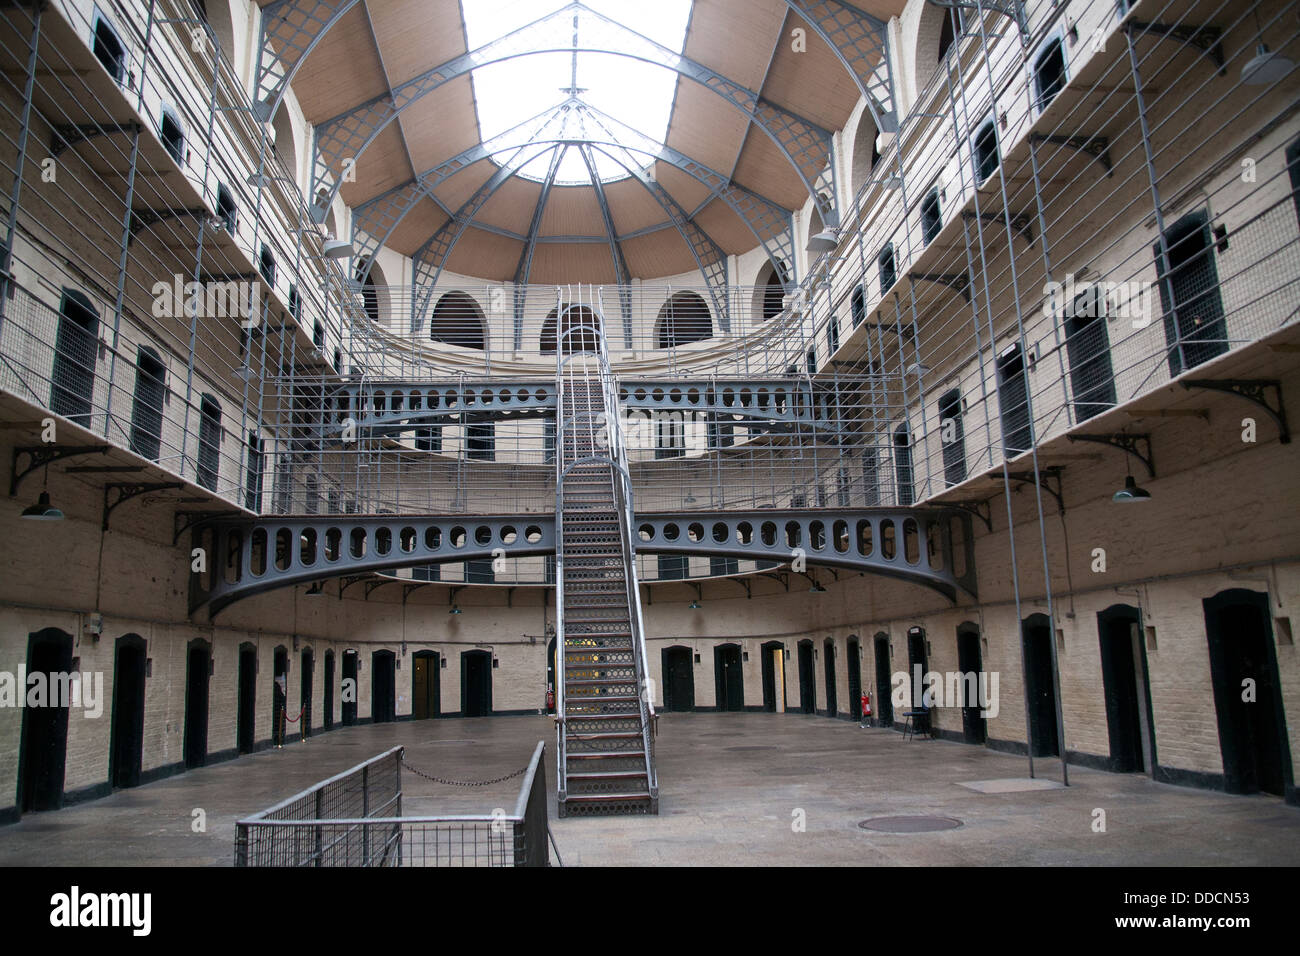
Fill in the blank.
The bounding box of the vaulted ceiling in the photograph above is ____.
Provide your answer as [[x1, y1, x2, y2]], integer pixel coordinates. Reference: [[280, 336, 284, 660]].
[[262, 0, 901, 285]]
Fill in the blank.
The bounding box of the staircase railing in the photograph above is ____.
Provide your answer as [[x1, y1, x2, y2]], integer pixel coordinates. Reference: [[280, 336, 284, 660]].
[[595, 288, 658, 804]]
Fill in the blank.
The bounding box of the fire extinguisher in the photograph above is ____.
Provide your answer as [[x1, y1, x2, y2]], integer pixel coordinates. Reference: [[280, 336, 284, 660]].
[[862, 691, 872, 717], [546, 686, 555, 711]]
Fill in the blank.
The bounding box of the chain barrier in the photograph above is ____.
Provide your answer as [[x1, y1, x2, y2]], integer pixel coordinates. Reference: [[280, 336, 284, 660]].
[[400, 755, 529, 788]]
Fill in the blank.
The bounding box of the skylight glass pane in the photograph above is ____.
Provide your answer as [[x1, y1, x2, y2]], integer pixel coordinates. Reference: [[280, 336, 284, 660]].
[[461, 0, 693, 184]]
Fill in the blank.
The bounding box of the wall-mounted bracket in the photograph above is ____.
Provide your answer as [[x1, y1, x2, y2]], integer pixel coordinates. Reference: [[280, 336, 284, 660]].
[[962, 210, 1033, 246], [173, 509, 242, 545], [1067, 432, 1155, 477], [1030, 134, 1112, 175], [949, 497, 993, 532], [103, 482, 183, 531], [909, 271, 971, 303], [1181, 379, 1288, 444], [1000, 466, 1065, 515], [1125, 20, 1225, 74], [10, 444, 110, 496], [51, 122, 142, 157], [128, 206, 208, 241]]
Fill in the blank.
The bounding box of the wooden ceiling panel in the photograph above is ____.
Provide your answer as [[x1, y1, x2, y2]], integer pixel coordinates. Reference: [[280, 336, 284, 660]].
[[443, 227, 524, 281], [367, 0, 468, 86], [339, 124, 414, 205], [529, 244, 619, 285], [290, 5, 389, 123], [682, 0, 787, 90], [664, 79, 750, 176], [431, 158, 497, 210], [539, 185, 608, 237], [730, 127, 808, 210], [399, 75, 481, 172], [603, 178, 669, 235], [761, 14, 862, 131], [385, 197, 448, 257], [621, 231, 699, 280], [475, 176, 543, 235], [653, 164, 710, 216], [692, 198, 758, 255]]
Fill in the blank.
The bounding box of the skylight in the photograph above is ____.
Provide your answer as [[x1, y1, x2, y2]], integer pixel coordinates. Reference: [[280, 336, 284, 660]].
[[461, 0, 694, 185]]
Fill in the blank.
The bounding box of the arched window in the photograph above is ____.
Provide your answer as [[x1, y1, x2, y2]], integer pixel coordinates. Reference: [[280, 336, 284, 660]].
[[656, 292, 712, 348], [270, 105, 297, 187], [893, 423, 914, 505], [355, 257, 388, 325], [973, 119, 999, 182], [850, 111, 881, 195], [429, 292, 487, 350], [918, 3, 962, 92], [850, 286, 866, 327], [540, 305, 600, 354], [197, 394, 222, 491], [129, 346, 166, 462], [878, 244, 897, 295], [937, 8, 958, 63], [1034, 37, 1067, 111], [920, 189, 942, 245], [937, 388, 966, 486], [51, 290, 99, 427], [755, 259, 789, 320]]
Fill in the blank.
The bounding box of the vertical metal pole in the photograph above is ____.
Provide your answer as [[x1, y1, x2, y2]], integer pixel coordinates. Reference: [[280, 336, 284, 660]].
[[0, 2, 42, 336], [1124, 26, 1181, 373], [103, 125, 142, 440], [137, 0, 157, 115], [1027, 138, 1072, 426], [971, 0, 1067, 783]]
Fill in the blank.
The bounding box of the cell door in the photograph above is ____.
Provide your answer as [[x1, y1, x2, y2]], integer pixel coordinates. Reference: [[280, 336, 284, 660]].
[[873, 636, 894, 727], [846, 640, 862, 720], [372, 650, 396, 723], [461, 650, 492, 717], [1098, 606, 1151, 773], [237, 645, 257, 753], [19, 629, 73, 812], [1205, 590, 1292, 796], [823, 640, 838, 716], [323, 652, 335, 730], [1021, 617, 1060, 758], [341, 651, 358, 726], [956, 626, 986, 745], [797, 641, 816, 714], [184, 641, 210, 768], [714, 645, 744, 712], [110, 635, 147, 789]]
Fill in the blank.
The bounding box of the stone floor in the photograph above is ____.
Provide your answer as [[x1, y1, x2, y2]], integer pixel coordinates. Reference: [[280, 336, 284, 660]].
[[2, 712, 1297, 866]]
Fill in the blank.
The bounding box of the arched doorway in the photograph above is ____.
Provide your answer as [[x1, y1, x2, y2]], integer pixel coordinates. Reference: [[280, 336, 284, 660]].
[[846, 637, 862, 720], [956, 623, 987, 744], [1021, 615, 1060, 757], [1203, 589, 1292, 796], [461, 650, 493, 717], [237, 643, 257, 754], [873, 633, 894, 727], [50, 290, 99, 427], [714, 644, 744, 711], [372, 650, 396, 723], [656, 292, 712, 347], [1097, 605, 1153, 773], [323, 650, 335, 730], [761, 640, 786, 713], [541, 304, 601, 354], [109, 634, 147, 789], [906, 626, 929, 711], [271, 645, 288, 746], [430, 291, 487, 350], [662, 646, 695, 711], [823, 639, 838, 717], [797, 640, 816, 714], [341, 649, 358, 726], [184, 638, 211, 768], [18, 628, 73, 812], [299, 648, 314, 738], [412, 650, 441, 719]]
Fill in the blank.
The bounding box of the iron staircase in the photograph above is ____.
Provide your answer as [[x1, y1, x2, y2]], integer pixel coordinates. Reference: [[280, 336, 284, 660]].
[[555, 287, 658, 817]]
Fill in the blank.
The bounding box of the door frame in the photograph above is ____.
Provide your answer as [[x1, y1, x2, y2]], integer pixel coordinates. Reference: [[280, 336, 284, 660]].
[[1097, 604, 1156, 775], [460, 649, 493, 717], [1203, 588, 1294, 799], [183, 637, 212, 768], [108, 633, 148, 789], [17, 627, 74, 813], [411, 650, 441, 719], [237, 642, 258, 754], [956, 622, 987, 745], [713, 643, 744, 712]]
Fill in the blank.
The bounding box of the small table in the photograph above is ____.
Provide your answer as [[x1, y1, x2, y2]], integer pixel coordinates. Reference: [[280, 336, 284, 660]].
[[901, 709, 932, 740]]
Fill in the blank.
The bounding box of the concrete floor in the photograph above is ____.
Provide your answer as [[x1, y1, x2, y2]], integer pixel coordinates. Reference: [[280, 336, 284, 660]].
[[1, 712, 1297, 866]]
